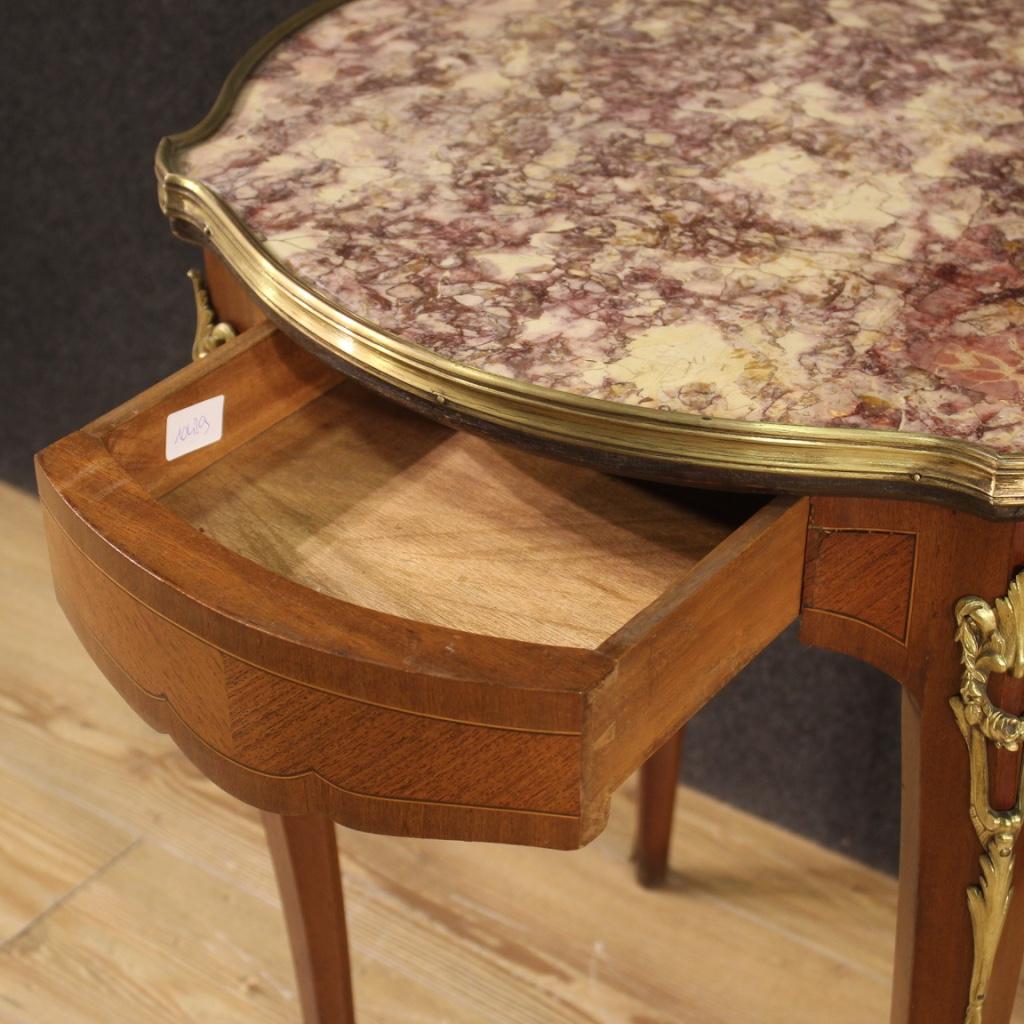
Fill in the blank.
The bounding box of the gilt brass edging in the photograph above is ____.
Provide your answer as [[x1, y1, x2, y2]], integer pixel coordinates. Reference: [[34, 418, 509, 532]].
[[952, 576, 1024, 1024], [155, 1, 1024, 517], [187, 269, 236, 361], [155, 0, 343, 177]]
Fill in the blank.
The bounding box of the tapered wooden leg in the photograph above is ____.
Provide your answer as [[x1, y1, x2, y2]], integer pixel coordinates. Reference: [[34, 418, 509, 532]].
[[892, 690, 1024, 1024], [800, 496, 1024, 1024], [634, 728, 684, 887], [262, 812, 356, 1024]]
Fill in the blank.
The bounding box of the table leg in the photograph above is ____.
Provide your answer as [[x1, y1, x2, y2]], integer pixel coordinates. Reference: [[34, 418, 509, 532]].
[[893, 688, 1024, 1024], [800, 496, 1024, 1024], [634, 728, 684, 887], [262, 812, 356, 1024]]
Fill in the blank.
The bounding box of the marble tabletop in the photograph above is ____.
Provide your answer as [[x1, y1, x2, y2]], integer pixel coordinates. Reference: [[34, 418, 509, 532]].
[[181, 0, 1024, 456]]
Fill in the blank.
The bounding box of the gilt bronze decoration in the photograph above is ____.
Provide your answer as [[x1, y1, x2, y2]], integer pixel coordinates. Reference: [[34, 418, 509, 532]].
[[952, 575, 1024, 1023], [188, 268, 236, 361]]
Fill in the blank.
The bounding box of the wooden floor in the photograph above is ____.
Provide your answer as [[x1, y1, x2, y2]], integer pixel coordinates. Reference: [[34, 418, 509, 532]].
[[2, 479, 1021, 1024]]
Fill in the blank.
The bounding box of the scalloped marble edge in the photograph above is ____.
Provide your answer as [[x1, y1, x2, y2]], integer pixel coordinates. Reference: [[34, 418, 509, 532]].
[[155, 0, 1024, 519]]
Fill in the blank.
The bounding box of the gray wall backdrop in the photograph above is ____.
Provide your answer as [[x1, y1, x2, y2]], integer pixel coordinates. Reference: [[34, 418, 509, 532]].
[[1, 2, 901, 873]]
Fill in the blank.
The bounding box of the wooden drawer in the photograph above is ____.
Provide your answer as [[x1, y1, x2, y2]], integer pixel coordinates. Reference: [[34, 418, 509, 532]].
[[36, 323, 808, 849]]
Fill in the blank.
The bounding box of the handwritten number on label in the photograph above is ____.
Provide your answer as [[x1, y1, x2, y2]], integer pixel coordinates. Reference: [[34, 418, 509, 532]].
[[165, 396, 225, 461], [175, 415, 212, 444]]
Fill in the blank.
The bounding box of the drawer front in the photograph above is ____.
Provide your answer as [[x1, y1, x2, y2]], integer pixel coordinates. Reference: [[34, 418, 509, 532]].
[[45, 508, 585, 847]]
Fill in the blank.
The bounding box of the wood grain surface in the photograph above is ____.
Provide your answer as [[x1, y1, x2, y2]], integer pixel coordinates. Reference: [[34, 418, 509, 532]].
[[262, 813, 355, 1024], [163, 381, 746, 648], [0, 775, 135, 944], [5, 479, 996, 1024], [633, 729, 684, 888], [35, 325, 803, 848], [803, 528, 917, 641], [203, 247, 267, 334], [587, 495, 808, 838], [87, 323, 338, 499]]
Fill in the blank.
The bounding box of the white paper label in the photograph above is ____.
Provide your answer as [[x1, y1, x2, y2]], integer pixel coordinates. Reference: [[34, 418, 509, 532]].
[[165, 395, 225, 461]]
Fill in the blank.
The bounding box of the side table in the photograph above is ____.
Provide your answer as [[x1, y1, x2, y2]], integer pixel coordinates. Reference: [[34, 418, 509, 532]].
[[36, 313, 805, 1020], [40, 1, 1024, 1021]]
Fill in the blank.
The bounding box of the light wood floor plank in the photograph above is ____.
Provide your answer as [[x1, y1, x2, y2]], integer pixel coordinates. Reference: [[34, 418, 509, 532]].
[[338, 788, 893, 1024], [3, 479, 1023, 1022], [0, 840, 294, 1024], [0, 769, 136, 943]]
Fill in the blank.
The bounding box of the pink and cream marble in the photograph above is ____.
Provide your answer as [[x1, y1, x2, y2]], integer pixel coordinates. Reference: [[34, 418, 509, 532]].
[[184, 0, 1024, 450]]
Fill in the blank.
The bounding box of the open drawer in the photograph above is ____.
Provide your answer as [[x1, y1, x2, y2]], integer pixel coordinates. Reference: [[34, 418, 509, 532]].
[[36, 323, 808, 850]]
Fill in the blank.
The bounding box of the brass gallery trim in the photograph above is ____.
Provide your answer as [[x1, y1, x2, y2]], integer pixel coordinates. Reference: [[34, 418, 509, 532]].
[[155, 0, 1024, 513], [188, 268, 236, 361], [43, 508, 585, 739], [952, 573, 1024, 1024]]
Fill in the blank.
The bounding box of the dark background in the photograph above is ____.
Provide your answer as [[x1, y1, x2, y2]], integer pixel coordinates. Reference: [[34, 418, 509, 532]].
[[1, 2, 901, 873]]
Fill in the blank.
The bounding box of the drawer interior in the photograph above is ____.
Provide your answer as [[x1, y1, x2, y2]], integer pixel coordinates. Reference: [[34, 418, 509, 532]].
[[162, 379, 764, 648]]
